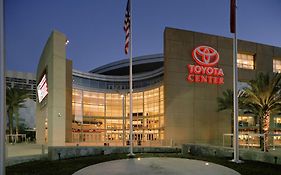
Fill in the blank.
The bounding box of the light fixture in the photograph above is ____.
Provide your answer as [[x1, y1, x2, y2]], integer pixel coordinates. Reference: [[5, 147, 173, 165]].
[[65, 39, 69, 45]]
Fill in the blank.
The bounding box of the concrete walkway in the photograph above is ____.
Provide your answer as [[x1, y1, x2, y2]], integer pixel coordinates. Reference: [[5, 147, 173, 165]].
[[72, 157, 240, 175], [6, 143, 48, 166], [6, 143, 47, 157]]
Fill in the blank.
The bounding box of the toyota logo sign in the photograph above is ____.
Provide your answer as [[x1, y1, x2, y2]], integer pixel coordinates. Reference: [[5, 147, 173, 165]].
[[192, 46, 219, 67], [187, 45, 224, 85]]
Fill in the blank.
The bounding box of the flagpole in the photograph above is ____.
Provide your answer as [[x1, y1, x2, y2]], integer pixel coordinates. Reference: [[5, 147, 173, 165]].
[[0, 0, 6, 173], [232, 0, 241, 163], [233, 29, 240, 163], [128, 0, 135, 157]]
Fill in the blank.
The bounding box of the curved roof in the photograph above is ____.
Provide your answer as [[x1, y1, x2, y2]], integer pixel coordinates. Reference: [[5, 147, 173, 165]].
[[89, 54, 163, 76], [73, 67, 163, 82], [72, 54, 164, 91]]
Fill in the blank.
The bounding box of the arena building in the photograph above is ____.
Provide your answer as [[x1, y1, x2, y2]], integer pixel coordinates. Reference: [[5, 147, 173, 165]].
[[36, 27, 281, 148]]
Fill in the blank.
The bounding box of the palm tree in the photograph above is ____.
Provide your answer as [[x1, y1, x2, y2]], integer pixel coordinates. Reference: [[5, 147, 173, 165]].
[[242, 72, 281, 152], [217, 89, 234, 113], [217, 89, 249, 147], [6, 87, 30, 135]]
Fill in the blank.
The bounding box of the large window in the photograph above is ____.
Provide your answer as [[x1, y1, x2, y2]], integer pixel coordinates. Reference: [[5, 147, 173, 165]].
[[273, 59, 281, 73], [237, 53, 255, 70], [72, 85, 164, 143], [83, 91, 105, 117], [106, 94, 122, 117], [72, 89, 83, 123], [144, 88, 160, 116], [238, 116, 255, 127], [274, 117, 281, 128]]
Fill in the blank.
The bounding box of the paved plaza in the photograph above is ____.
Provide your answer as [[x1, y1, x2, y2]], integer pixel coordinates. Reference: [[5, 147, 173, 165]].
[[72, 157, 240, 175], [6, 143, 47, 157]]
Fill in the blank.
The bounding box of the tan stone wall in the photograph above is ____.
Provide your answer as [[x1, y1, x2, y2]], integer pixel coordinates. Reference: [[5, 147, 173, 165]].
[[65, 59, 73, 142], [164, 28, 281, 146], [36, 31, 71, 146]]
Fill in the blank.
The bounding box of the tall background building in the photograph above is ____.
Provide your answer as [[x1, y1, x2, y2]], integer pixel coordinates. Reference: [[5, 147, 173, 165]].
[[6, 70, 36, 101], [6, 70, 36, 130]]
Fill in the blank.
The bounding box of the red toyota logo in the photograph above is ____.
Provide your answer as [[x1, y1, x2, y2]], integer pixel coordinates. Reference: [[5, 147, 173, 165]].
[[192, 46, 219, 67]]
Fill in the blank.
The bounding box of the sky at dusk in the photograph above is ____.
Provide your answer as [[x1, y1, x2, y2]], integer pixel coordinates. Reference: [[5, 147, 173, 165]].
[[5, 0, 281, 73]]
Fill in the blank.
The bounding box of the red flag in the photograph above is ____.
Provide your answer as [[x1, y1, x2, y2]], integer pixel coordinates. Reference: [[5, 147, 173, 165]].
[[124, 0, 130, 54], [230, 0, 236, 33]]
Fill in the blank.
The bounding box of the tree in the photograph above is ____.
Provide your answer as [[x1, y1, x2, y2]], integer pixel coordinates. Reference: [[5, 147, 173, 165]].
[[6, 87, 30, 135], [217, 89, 234, 113], [242, 72, 281, 152], [217, 88, 250, 147]]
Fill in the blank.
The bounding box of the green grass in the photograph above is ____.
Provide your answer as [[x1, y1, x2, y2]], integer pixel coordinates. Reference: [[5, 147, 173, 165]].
[[6, 153, 281, 175]]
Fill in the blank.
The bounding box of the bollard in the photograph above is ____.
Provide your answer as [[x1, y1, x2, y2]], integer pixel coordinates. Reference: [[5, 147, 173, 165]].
[[274, 156, 278, 164], [41, 144, 45, 155], [58, 152, 61, 160], [76, 144, 79, 157], [187, 147, 191, 153]]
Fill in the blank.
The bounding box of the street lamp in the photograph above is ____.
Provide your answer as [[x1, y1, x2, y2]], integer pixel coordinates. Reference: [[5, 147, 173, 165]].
[[121, 94, 125, 147]]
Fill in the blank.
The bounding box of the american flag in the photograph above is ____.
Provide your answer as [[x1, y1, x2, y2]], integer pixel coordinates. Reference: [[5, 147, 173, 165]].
[[124, 0, 130, 54]]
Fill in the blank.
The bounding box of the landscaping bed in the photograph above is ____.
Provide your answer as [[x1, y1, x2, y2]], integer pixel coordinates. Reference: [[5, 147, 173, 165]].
[[6, 153, 281, 175]]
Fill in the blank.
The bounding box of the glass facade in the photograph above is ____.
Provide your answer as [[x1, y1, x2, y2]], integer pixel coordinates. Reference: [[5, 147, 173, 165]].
[[237, 115, 281, 147], [274, 117, 281, 128], [237, 115, 258, 147], [238, 116, 255, 127], [73, 75, 163, 90], [72, 85, 164, 145]]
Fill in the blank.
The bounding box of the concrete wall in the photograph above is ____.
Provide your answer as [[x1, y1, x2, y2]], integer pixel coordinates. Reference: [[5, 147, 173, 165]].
[[164, 28, 281, 146], [164, 28, 231, 146], [36, 31, 72, 146], [48, 146, 180, 160], [182, 144, 281, 165], [65, 60, 73, 142]]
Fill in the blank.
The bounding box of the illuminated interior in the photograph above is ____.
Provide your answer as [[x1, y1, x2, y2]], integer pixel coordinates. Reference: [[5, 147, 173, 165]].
[[273, 59, 281, 73], [273, 118, 281, 146], [72, 85, 164, 145], [238, 116, 255, 127], [237, 53, 255, 70], [237, 116, 281, 147]]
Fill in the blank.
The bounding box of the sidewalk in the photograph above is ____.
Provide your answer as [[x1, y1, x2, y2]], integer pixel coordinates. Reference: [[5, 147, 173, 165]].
[[6, 143, 47, 157], [72, 157, 240, 175], [6, 143, 48, 166]]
